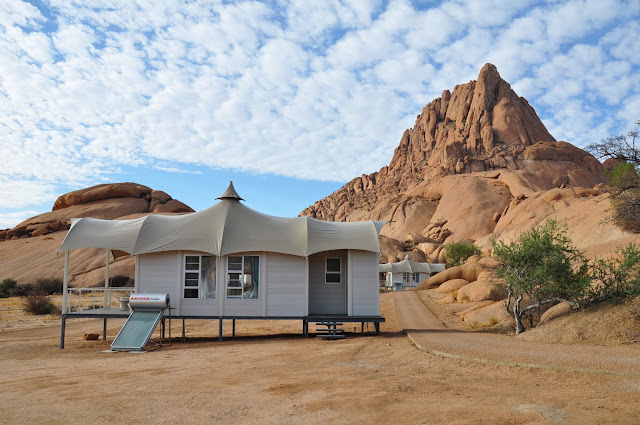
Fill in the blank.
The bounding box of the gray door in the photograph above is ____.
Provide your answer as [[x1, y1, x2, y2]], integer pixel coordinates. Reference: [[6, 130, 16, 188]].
[[308, 250, 347, 315]]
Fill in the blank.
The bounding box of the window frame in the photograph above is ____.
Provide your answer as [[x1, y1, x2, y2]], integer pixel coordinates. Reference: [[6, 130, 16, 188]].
[[325, 257, 342, 284], [183, 254, 216, 299], [226, 255, 260, 300]]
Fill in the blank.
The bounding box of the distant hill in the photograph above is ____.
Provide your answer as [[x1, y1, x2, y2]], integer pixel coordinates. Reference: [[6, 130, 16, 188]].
[[0, 183, 193, 286]]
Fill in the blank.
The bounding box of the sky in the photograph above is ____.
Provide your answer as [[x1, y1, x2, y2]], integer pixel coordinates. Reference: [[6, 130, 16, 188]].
[[1, 0, 639, 229]]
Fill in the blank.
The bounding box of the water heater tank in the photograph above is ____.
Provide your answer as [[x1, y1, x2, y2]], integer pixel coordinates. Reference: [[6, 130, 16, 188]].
[[128, 293, 170, 310]]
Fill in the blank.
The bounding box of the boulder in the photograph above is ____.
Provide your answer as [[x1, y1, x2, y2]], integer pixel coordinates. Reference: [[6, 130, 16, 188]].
[[417, 242, 441, 255], [47, 222, 62, 231], [436, 278, 469, 294], [405, 249, 427, 262], [456, 271, 506, 302], [462, 301, 511, 328], [380, 236, 405, 263], [26, 223, 49, 232], [459, 301, 494, 321], [53, 183, 152, 210], [405, 233, 438, 245], [151, 190, 171, 202], [539, 302, 571, 324], [31, 227, 50, 237], [151, 199, 194, 214]]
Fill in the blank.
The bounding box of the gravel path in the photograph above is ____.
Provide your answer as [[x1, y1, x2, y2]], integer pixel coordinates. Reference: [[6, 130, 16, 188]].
[[394, 290, 640, 376]]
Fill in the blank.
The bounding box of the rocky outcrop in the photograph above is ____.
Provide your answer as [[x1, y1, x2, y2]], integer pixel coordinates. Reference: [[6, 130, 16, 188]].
[[301, 63, 606, 251], [0, 183, 194, 242], [0, 182, 195, 285]]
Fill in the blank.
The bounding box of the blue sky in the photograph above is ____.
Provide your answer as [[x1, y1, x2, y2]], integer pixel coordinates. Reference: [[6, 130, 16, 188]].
[[1, 0, 639, 229]]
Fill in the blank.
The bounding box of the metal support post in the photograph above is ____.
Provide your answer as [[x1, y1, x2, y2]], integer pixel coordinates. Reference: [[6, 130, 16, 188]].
[[60, 316, 66, 349]]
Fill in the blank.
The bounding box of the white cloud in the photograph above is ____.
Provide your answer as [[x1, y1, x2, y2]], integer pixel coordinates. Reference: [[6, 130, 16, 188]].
[[0, 0, 639, 225], [153, 165, 203, 175], [0, 210, 43, 230]]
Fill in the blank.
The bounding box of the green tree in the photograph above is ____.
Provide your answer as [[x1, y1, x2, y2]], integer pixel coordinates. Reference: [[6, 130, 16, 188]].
[[588, 243, 640, 304], [587, 120, 640, 232], [0, 278, 17, 298], [443, 241, 482, 268], [492, 220, 590, 334]]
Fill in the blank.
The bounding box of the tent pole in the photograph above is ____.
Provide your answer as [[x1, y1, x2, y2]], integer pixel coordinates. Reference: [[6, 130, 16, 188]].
[[62, 250, 69, 313], [60, 250, 69, 349], [104, 249, 110, 308]]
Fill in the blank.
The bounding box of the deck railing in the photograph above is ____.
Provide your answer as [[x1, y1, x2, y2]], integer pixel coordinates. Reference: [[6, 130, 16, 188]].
[[64, 287, 135, 314]]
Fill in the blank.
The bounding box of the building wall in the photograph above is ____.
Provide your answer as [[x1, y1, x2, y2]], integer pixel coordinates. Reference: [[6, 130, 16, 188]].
[[138, 249, 378, 318], [308, 250, 347, 315], [349, 250, 379, 316], [138, 252, 181, 315], [266, 253, 306, 317]]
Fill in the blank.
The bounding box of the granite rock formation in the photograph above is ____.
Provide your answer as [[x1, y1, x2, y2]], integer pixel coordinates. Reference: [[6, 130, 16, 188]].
[[301, 64, 608, 262], [0, 183, 193, 242], [0, 183, 194, 286]]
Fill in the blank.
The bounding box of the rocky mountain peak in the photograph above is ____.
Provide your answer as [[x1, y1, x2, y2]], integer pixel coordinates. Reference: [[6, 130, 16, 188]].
[[301, 64, 606, 257], [388, 63, 556, 176]]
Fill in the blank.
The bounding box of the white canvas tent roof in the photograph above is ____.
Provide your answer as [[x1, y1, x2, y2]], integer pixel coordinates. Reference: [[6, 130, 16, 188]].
[[378, 257, 445, 274], [58, 182, 386, 258]]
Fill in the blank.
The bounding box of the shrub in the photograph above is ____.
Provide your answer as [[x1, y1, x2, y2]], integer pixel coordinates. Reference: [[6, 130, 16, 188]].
[[23, 293, 56, 315], [12, 283, 34, 297], [605, 163, 640, 233], [109, 275, 133, 287], [0, 278, 17, 298], [443, 242, 482, 268], [492, 220, 591, 334], [35, 278, 63, 295], [588, 243, 640, 304]]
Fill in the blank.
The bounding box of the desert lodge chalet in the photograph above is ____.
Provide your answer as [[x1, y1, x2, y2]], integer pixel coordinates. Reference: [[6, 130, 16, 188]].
[[57, 182, 387, 348]]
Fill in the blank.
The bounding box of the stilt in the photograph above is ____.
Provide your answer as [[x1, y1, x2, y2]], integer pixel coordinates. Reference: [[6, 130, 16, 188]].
[[60, 316, 66, 349], [375, 322, 380, 334], [104, 250, 110, 309], [361, 322, 364, 333], [182, 319, 185, 343], [103, 318, 107, 340], [219, 318, 223, 341], [303, 319, 308, 338], [232, 319, 235, 337]]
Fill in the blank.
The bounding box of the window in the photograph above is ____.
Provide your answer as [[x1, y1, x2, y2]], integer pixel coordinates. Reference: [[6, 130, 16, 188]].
[[325, 258, 341, 284], [227, 255, 259, 299], [183, 255, 216, 299], [402, 272, 419, 283]]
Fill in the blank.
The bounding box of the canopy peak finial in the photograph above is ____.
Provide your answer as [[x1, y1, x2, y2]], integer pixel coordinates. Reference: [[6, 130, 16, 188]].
[[217, 181, 244, 201]]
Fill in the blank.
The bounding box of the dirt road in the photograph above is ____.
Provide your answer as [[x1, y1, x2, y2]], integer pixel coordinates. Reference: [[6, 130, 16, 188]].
[[393, 291, 640, 376], [1, 293, 640, 424]]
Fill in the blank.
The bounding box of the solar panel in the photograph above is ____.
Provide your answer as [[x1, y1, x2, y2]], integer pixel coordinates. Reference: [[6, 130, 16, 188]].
[[110, 310, 163, 351]]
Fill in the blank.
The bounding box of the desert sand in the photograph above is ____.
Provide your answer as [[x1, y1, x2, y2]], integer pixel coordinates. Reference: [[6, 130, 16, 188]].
[[1, 292, 639, 425]]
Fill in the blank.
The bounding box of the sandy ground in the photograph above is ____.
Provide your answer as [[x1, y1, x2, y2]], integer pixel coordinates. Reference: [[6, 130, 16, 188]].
[[1, 293, 640, 424]]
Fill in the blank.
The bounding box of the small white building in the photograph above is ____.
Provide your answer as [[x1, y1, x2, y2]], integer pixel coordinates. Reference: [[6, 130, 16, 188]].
[[58, 182, 386, 346], [379, 257, 445, 290]]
